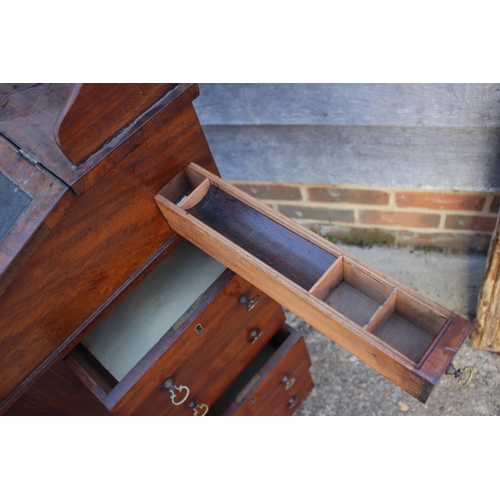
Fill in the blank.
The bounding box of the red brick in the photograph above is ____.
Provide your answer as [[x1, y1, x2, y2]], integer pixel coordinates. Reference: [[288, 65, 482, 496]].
[[396, 191, 486, 211], [308, 187, 389, 205], [278, 205, 355, 223], [232, 183, 302, 201], [397, 231, 492, 253], [490, 195, 500, 213], [359, 210, 440, 228], [445, 215, 497, 233]]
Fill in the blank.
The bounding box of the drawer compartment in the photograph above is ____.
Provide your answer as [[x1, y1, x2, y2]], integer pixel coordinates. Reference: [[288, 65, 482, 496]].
[[208, 325, 313, 416], [65, 240, 285, 415], [155, 163, 473, 403]]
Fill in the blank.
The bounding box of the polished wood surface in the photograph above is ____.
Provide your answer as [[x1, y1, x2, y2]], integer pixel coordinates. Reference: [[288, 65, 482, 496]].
[[155, 163, 473, 402], [4, 359, 111, 416], [0, 83, 313, 416], [0, 88, 219, 413]]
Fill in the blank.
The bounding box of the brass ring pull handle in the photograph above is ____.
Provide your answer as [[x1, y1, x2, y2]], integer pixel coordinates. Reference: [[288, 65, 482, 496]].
[[288, 396, 297, 409], [248, 329, 263, 344], [240, 294, 260, 311], [162, 378, 190, 405], [281, 375, 296, 391], [446, 364, 474, 388], [188, 400, 210, 416]]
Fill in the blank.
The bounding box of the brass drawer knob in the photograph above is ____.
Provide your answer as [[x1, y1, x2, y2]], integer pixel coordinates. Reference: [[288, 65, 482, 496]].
[[281, 375, 296, 390], [240, 294, 260, 311], [162, 378, 190, 405], [248, 329, 263, 344], [288, 396, 297, 409]]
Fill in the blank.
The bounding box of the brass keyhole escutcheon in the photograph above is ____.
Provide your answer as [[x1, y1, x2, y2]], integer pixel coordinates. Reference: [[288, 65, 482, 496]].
[[194, 323, 204, 335]]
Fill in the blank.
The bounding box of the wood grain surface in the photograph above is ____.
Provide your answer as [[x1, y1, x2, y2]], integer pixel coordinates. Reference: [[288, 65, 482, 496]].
[[55, 83, 176, 165], [0, 137, 74, 297]]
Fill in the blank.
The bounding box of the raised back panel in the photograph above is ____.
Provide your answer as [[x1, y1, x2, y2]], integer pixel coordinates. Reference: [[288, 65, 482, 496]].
[[55, 83, 177, 165]]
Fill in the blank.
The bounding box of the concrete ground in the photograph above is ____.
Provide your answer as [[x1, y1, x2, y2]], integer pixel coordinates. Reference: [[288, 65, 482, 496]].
[[292, 245, 500, 416]]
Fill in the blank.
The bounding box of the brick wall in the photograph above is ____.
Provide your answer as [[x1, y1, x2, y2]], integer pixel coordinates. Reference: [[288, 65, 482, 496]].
[[232, 182, 500, 253]]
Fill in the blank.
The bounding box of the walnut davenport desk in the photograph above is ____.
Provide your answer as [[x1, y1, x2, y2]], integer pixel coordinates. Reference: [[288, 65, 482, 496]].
[[0, 84, 473, 416]]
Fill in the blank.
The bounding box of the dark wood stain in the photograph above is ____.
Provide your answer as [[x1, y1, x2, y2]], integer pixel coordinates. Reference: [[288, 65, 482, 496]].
[[0, 88, 219, 412], [4, 359, 111, 416], [187, 184, 336, 290]]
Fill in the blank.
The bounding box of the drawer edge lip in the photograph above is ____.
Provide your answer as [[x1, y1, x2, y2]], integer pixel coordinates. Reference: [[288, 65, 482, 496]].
[[411, 313, 474, 403], [103, 268, 235, 409]]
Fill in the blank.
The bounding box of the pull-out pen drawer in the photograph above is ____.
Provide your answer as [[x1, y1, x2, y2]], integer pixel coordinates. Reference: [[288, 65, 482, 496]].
[[155, 163, 473, 403]]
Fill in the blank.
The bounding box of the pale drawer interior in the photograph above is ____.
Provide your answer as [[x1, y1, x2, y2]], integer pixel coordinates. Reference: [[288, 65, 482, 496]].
[[75, 240, 226, 387]]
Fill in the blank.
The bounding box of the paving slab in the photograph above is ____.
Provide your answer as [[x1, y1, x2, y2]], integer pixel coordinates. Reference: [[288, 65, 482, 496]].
[[292, 245, 500, 416]]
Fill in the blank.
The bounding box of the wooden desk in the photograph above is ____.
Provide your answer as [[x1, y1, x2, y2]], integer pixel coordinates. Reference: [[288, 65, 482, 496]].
[[0, 83, 312, 415], [0, 83, 472, 415]]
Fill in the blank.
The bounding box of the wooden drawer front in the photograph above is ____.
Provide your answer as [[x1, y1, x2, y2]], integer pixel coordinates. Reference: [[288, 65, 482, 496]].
[[74, 272, 285, 415], [155, 163, 473, 403], [209, 326, 313, 416]]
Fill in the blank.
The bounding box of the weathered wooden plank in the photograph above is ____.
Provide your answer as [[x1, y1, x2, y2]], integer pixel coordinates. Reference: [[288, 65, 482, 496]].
[[202, 125, 500, 190], [195, 83, 500, 128], [470, 212, 500, 351]]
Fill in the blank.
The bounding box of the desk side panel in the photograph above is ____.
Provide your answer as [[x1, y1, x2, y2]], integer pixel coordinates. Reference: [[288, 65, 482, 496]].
[[0, 102, 219, 412]]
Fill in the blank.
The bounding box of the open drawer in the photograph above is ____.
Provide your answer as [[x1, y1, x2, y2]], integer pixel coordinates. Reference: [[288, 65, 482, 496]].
[[208, 325, 314, 416], [155, 163, 473, 403], [65, 239, 285, 415]]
